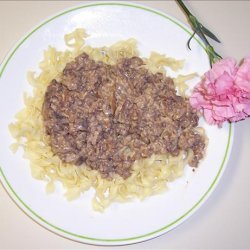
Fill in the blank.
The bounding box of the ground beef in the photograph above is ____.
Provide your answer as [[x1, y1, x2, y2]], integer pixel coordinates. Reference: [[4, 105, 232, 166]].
[[42, 52, 205, 179]]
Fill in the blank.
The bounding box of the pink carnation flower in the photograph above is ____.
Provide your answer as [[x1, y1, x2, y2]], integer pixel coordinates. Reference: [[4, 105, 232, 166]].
[[190, 56, 250, 126]]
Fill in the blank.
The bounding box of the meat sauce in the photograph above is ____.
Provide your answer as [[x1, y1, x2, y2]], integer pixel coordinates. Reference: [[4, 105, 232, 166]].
[[42, 53, 205, 179]]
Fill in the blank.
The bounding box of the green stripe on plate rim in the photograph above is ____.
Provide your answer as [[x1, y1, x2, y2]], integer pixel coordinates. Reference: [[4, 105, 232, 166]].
[[0, 1, 231, 244], [0, 2, 206, 77]]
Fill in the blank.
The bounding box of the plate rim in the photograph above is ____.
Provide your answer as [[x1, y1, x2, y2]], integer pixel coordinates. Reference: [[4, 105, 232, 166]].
[[0, 1, 234, 245]]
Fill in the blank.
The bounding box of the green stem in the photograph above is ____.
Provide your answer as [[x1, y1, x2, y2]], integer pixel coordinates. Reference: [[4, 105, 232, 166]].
[[176, 0, 192, 16], [176, 0, 222, 66]]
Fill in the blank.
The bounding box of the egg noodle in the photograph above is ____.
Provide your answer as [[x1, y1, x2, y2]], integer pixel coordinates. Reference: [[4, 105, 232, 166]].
[[9, 28, 203, 211]]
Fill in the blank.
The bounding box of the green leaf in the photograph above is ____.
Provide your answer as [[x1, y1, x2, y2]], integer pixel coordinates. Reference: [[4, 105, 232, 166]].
[[187, 31, 196, 50], [200, 24, 221, 43]]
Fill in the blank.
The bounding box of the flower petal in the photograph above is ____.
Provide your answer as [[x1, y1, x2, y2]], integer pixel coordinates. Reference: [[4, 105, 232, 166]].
[[235, 56, 250, 92], [213, 105, 235, 119], [206, 57, 237, 81], [189, 57, 248, 126], [214, 72, 234, 95]]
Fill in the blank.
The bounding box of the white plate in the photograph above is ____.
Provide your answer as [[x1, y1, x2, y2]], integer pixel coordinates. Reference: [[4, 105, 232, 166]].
[[0, 1, 233, 245]]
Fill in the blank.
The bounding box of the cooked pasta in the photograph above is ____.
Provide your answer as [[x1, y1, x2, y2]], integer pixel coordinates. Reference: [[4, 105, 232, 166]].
[[9, 28, 204, 211]]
